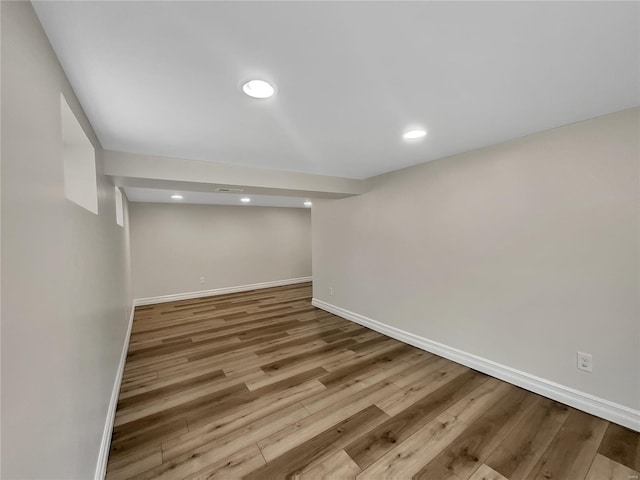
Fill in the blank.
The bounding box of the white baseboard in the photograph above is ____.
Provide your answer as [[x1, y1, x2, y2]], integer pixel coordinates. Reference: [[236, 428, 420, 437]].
[[94, 305, 135, 480], [134, 277, 312, 307], [312, 298, 640, 433]]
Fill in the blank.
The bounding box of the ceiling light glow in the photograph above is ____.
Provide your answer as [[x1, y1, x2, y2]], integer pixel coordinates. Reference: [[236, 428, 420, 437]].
[[304, 201, 312, 207], [171, 194, 183, 200], [242, 80, 275, 99], [403, 129, 427, 140], [240, 197, 251, 203]]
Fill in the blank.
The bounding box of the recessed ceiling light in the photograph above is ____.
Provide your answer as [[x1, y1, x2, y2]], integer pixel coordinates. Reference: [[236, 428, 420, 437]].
[[171, 194, 183, 200], [304, 201, 312, 207], [240, 197, 251, 203], [403, 128, 427, 141], [242, 80, 275, 99]]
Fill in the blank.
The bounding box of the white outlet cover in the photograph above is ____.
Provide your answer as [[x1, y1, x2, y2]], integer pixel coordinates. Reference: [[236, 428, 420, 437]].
[[577, 352, 593, 373]]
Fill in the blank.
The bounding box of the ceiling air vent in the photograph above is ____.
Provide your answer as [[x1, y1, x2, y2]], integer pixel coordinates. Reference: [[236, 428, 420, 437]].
[[215, 187, 244, 193]]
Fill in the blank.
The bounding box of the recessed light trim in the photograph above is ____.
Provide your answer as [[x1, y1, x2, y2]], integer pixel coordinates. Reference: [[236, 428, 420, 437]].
[[403, 128, 427, 140], [242, 80, 275, 99], [240, 197, 251, 203], [171, 194, 183, 200], [304, 201, 312, 207]]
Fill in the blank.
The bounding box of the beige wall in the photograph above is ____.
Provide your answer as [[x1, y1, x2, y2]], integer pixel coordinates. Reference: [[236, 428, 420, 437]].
[[1, 2, 133, 478], [130, 203, 311, 299], [313, 108, 640, 411]]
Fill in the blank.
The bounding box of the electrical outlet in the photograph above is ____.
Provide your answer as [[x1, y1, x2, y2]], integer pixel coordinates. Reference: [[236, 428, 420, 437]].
[[199, 277, 205, 284], [577, 352, 593, 373], [329, 286, 333, 296]]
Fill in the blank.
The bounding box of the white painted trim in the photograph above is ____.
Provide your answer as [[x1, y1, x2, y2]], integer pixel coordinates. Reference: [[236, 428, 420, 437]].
[[134, 277, 313, 306], [312, 298, 640, 432], [94, 306, 135, 480]]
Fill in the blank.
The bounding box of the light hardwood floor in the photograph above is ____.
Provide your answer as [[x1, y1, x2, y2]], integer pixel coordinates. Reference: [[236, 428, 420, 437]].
[[106, 282, 640, 480]]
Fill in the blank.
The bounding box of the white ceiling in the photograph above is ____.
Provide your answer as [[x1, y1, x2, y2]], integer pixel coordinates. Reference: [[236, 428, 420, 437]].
[[35, 1, 639, 180], [124, 187, 312, 209]]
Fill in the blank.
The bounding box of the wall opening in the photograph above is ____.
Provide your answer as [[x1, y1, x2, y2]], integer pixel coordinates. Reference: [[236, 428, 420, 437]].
[[115, 186, 124, 226], [61, 94, 98, 214]]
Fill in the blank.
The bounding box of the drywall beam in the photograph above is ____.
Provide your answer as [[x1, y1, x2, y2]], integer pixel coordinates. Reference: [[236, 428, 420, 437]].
[[104, 150, 365, 199]]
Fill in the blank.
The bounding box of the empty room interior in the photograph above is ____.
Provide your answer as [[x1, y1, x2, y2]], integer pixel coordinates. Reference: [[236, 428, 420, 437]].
[[2, 1, 640, 479]]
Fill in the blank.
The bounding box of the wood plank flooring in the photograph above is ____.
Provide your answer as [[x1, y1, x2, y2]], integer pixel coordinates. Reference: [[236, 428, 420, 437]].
[[106, 282, 640, 480]]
